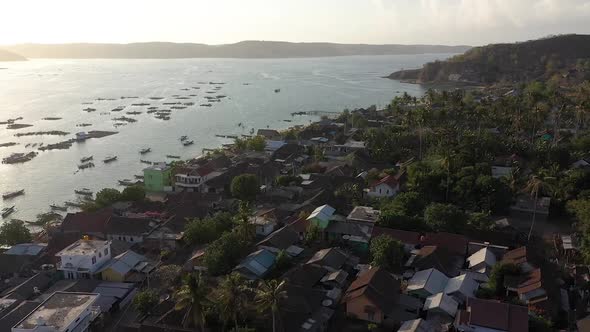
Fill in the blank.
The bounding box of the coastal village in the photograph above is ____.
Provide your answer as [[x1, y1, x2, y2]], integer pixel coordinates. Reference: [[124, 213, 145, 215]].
[[0, 70, 590, 332]]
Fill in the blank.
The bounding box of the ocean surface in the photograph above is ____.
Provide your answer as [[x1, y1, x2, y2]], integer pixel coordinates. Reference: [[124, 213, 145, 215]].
[[0, 54, 452, 221]]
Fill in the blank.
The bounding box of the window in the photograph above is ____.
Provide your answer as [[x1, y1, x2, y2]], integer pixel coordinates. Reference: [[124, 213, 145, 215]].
[[104, 248, 109, 255], [130, 237, 134, 242], [367, 312, 375, 321], [99, 252, 102, 258], [92, 256, 96, 264]]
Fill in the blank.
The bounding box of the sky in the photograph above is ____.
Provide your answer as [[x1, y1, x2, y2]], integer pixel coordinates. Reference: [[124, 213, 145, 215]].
[[1, 0, 590, 46]]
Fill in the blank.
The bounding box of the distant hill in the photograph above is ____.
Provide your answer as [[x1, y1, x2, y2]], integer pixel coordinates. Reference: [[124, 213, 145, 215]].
[[4, 41, 470, 59], [388, 34, 590, 84], [0, 49, 26, 61]]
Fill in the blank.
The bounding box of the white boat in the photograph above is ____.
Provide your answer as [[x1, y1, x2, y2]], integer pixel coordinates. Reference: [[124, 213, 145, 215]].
[[103, 156, 117, 163]]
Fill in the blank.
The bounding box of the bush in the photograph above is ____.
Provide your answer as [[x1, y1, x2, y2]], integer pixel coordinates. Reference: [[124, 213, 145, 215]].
[[184, 212, 234, 246], [370, 235, 405, 271], [133, 289, 159, 316]]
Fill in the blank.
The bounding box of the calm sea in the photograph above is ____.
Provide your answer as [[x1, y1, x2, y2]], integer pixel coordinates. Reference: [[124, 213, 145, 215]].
[[0, 54, 452, 221]]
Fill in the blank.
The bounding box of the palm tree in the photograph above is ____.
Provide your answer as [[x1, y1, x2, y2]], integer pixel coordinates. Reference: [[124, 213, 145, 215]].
[[255, 279, 287, 332], [216, 273, 252, 331], [234, 201, 255, 241], [437, 150, 453, 202], [523, 175, 553, 241], [175, 272, 210, 331]]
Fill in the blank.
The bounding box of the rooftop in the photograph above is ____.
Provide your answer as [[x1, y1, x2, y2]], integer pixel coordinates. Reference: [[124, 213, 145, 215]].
[[56, 239, 110, 257], [407, 268, 449, 295], [346, 206, 380, 223], [4, 243, 47, 256], [15, 292, 99, 331]]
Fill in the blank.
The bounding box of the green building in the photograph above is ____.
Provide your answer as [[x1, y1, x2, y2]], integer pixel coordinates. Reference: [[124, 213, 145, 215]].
[[306, 204, 335, 229], [143, 162, 173, 192]]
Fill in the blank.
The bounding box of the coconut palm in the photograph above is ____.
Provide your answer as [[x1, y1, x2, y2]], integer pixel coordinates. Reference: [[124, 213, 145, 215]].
[[255, 279, 287, 332], [523, 175, 553, 241], [216, 273, 252, 331], [175, 272, 210, 331]]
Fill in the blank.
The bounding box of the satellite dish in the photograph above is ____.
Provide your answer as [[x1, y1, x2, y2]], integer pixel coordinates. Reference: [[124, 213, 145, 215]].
[[342, 235, 350, 240], [322, 299, 333, 307]]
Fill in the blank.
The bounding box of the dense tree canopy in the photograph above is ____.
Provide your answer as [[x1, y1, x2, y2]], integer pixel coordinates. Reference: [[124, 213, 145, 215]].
[[0, 219, 31, 246], [231, 174, 260, 202], [370, 235, 405, 271]]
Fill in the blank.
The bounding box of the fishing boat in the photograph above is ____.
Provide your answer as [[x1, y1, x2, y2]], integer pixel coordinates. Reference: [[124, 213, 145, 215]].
[[75, 188, 93, 196], [78, 162, 95, 170], [50, 204, 67, 212], [2, 189, 24, 200], [103, 156, 118, 163], [139, 148, 152, 154], [140, 159, 153, 165], [83, 108, 97, 112], [118, 179, 135, 187], [80, 156, 93, 163], [180, 136, 188, 141], [65, 201, 84, 208], [274, 89, 281, 93], [1, 206, 15, 218], [134, 175, 144, 180], [200, 104, 212, 107], [182, 140, 194, 146], [166, 155, 181, 159]]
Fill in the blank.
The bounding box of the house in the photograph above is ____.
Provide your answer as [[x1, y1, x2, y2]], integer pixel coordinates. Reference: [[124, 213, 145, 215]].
[[280, 284, 335, 332], [3, 244, 47, 257], [491, 166, 513, 179], [406, 268, 449, 299], [104, 216, 156, 243], [466, 247, 497, 275], [501, 247, 534, 272], [143, 163, 173, 192], [443, 274, 478, 304], [265, 140, 287, 154], [454, 297, 529, 332], [421, 232, 468, 257], [257, 129, 281, 140], [326, 140, 366, 156], [234, 249, 276, 280], [249, 208, 278, 236], [325, 221, 373, 252], [59, 208, 113, 238], [12, 292, 100, 332], [174, 165, 217, 192], [406, 246, 463, 277], [367, 174, 400, 198], [423, 292, 459, 318], [100, 250, 155, 282], [307, 205, 336, 229], [306, 248, 354, 271], [571, 158, 590, 169], [371, 227, 421, 252], [256, 224, 302, 255], [55, 239, 112, 279], [347, 206, 380, 224], [397, 318, 432, 332], [510, 195, 551, 221], [342, 267, 421, 326], [504, 268, 548, 306]]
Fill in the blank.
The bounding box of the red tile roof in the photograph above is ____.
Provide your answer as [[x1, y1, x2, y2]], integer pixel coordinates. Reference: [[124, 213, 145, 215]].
[[371, 175, 399, 189], [60, 208, 113, 234], [501, 247, 528, 265], [421, 232, 468, 256], [461, 298, 528, 332], [371, 227, 421, 245], [196, 165, 214, 177], [343, 267, 401, 315], [289, 217, 310, 234]]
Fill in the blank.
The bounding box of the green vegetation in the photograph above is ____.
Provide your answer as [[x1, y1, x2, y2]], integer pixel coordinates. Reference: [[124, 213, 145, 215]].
[[0, 219, 32, 246], [203, 232, 251, 276], [174, 273, 210, 331], [184, 212, 234, 246], [255, 279, 287, 332], [369, 235, 405, 271], [234, 135, 266, 152], [83, 186, 146, 211], [133, 289, 159, 316], [231, 174, 260, 202]]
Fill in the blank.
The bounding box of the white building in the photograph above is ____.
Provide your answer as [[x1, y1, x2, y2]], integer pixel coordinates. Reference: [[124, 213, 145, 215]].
[[56, 239, 111, 279], [367, 175, 400, 198], [12, 292, 100, 332], [249, 209, 278, 236], [174, 166, 217, 192]]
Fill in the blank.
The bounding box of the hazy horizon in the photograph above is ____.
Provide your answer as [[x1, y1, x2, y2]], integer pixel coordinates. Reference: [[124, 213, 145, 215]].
[[2, 0, 590, 46]]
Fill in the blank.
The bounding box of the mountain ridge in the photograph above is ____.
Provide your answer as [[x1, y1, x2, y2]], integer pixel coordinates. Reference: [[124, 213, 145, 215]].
[[0, 49, 27, 61], [388, 34, 590, 84], [3, 41, 471, 59]]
